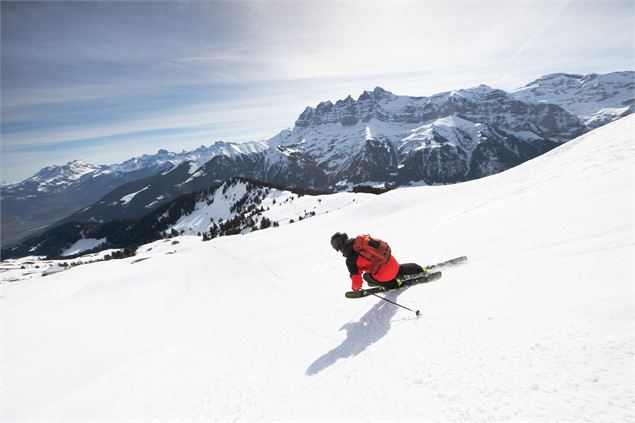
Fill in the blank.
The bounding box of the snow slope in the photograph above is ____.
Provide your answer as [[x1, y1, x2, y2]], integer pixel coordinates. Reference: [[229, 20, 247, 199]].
[[60, 238, 106, 257], [169, 180, 370, 236], [2, 116, 633, 421]]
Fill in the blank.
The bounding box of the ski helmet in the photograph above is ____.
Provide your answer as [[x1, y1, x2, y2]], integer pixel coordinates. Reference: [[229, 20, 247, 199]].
[[330, 232, 348, 252]]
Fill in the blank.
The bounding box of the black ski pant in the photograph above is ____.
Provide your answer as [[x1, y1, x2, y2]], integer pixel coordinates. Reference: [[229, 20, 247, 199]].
[[363, 263, 425, 289]]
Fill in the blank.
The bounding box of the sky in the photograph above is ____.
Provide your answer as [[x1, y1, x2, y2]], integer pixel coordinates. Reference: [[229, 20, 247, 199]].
[[1, 0, 634, 182]]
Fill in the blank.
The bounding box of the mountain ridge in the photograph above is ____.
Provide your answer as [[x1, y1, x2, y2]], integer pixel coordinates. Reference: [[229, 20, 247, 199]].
[[3, 71, 633, 247], [0, 141, 267, 246], [512, 71, 634, 127], [1, 176, 365, 259]]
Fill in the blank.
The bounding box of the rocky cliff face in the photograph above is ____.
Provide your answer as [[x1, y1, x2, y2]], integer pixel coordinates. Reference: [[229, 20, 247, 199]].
[[511, 71, 634, 128], [265, 84, 586, 187]]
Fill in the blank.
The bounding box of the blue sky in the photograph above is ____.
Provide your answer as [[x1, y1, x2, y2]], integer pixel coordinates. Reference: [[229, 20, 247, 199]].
[[1, 0, 633, 182]]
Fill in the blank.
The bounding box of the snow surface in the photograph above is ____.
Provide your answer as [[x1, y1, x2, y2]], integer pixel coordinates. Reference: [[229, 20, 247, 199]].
[[1, 116, 633, 421], [60, 238, 107, 257], [169, 182, 370, 236]]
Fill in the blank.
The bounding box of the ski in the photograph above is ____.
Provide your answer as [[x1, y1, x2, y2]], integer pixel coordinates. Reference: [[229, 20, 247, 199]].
[[427, 255, 468, 270], [345, 271, 442, 299], [343, 256, 467, 299]]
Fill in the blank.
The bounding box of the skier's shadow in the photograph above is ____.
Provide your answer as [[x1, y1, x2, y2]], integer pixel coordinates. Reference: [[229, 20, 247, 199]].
[[306, 290, 405, 376]]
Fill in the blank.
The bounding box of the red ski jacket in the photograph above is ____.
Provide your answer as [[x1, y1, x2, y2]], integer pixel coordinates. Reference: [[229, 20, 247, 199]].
[[346, 252, 400, 291]]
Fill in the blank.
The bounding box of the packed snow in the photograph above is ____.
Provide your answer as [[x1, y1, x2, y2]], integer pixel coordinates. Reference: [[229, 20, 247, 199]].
[[1, 116, 633, 421]]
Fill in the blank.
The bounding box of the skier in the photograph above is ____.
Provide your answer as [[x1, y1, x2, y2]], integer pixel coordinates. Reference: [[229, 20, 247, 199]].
[[330, 232, 426, 292]]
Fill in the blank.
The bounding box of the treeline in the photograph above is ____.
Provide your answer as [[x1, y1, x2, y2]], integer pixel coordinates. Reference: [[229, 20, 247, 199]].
[[2, 176, 389, 260], [2, 186, 217, 260], [3, 176, 306, 259], [231, 176, 334, 197], [201, 178, 281, 241], [351, 184, 395, 194]]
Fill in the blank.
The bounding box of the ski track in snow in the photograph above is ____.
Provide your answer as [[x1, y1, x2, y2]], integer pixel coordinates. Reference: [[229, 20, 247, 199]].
[[1, 116, 634, 421]]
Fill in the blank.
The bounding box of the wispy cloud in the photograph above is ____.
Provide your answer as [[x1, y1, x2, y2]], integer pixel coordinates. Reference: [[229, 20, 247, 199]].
[[508, 0, 573, 62], [1, 0, 633, 181]]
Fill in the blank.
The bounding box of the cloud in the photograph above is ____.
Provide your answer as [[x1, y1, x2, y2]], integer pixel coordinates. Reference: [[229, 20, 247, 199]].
[[1, 0, 633, 181], [508, 0, 572, 62]]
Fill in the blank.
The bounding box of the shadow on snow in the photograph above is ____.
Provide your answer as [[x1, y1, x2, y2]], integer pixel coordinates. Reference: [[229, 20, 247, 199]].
[[306, 289, 405, 376]]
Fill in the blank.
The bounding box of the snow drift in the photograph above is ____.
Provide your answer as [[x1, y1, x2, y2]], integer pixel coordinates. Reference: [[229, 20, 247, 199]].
[[2, 116, 633, 421]]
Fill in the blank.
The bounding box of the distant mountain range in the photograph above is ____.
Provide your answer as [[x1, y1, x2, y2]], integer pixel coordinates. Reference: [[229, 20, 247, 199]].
[[2, 177, 366, 259], [2, 71, 633, 252], [511, 71, 634, 128], [0, 141, 266, 246]]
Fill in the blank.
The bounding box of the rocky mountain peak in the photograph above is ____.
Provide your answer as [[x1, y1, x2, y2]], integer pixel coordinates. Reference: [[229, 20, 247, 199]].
[[29, 160, 99, 183], [358, 86, 395, 101], [528, 72, 584, 84], [512, 71, 634, 127], [334, 94, 355, 106], [316, 100, 333, 111]]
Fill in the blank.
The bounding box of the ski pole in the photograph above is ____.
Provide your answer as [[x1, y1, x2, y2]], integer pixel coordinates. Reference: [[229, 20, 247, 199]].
[[370, 292, 420, 317]]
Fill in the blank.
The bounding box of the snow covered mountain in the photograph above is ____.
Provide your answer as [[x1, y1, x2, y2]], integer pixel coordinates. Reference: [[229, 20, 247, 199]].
[[268, 71, 632, 186], [62, 81, 596, 225], [15, 159, 103, 189], [4, 72, 632, 247], [1, 161, 163, 247], [109, 141, 267, 174], [2, 177, 366, 259], [58, 153, 278, 225], [0, 141, 267, 246], [1, 115, 632, 421], [53, 144, 332, 225], [512, 71, 634, 128]]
